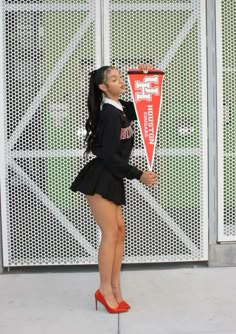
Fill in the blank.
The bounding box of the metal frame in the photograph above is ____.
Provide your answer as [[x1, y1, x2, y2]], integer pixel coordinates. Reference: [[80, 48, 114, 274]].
[[0, 0, 6, 271], [206, 0, 218, 245], [215, 0, 224, 241], [95, 0, 102, 69], [102, 0, 110, 65], [5, 3, 89, 12], [200, 0, 208, 254], [215, 0, 236, 242]]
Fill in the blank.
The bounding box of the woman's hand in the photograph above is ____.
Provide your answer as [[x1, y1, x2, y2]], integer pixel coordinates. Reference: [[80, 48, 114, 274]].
[[138, 64, 153, 73], [140, 171, 157, 187]]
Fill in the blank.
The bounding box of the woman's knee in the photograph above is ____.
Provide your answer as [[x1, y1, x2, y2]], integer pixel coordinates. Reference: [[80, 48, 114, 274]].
[[117, 219, 125, 241], [102, 224, 119, 243]]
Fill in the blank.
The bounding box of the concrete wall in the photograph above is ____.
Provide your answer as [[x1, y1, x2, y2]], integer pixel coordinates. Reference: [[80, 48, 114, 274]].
[[0, 201, 3, 274], [209, 244, 236, 267]]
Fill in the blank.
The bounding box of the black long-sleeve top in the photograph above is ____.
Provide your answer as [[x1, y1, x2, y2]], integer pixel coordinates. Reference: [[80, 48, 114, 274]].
[[91, 98, 143, 180]]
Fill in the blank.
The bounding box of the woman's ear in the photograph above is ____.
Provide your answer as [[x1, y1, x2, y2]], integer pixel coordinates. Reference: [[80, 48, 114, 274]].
[[98, 83, 106, 93]]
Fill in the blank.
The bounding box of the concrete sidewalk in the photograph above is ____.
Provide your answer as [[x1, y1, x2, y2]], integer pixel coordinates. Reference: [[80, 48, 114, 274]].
[[0, 267, 236, 334]]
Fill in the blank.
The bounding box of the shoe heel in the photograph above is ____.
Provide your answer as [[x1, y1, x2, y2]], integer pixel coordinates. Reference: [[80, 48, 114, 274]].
[[94, 289, 127, 314], [95, 297, 98, 311]]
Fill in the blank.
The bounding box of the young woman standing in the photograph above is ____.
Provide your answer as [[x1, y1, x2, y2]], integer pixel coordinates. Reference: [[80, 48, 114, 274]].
[[70, 64, 157, 313]]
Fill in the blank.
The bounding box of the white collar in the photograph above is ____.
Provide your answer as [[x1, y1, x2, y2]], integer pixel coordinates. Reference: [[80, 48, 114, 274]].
[[102, 97, 123, 111]]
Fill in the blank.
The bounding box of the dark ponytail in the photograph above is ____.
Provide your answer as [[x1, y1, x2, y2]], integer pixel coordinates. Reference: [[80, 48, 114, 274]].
[[84, 66, 112, 154]]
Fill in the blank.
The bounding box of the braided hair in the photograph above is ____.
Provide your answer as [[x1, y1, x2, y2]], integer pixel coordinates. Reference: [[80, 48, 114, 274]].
[[84, 66, 113, 154]]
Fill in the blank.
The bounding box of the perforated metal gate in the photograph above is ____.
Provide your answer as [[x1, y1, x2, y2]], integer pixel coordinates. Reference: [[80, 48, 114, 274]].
[[0, 0, 208, 267], [216, 0, 236, 242]]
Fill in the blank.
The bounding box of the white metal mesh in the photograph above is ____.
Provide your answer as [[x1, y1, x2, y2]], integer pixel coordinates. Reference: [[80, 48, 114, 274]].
[[217, 0, 236, 241], [2, 0, 99, 266], [1, 0, 208, 266]]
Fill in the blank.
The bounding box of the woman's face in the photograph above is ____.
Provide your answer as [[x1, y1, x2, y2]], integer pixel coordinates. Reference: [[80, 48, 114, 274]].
[[100, 67, 125, 99]]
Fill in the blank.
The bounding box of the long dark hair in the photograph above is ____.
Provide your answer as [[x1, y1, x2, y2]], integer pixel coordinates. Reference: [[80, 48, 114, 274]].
[[84, 66, 113, 154]]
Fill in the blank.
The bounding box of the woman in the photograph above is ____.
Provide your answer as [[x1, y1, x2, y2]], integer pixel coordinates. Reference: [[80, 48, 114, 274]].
[[70, 64, 157, 313]]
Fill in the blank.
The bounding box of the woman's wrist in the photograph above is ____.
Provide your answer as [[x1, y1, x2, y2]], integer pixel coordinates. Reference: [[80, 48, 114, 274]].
[[136, 170, 143, 180], [138, 171, 143, 181]]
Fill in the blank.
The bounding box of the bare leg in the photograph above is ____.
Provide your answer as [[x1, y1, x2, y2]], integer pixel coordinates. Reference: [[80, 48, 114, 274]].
[[86, 194, 119, 309], [111, 206, 125, 303]]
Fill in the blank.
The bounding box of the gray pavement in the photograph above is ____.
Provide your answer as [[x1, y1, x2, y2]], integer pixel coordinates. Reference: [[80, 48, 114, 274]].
[[0, 266, 236, 334]]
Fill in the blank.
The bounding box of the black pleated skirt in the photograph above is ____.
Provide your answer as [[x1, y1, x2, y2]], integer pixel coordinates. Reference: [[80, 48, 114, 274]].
[[70, 158, 125, 205]]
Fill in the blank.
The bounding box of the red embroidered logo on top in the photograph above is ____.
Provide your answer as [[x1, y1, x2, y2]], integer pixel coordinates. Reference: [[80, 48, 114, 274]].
[[120, 123, 134, 140]]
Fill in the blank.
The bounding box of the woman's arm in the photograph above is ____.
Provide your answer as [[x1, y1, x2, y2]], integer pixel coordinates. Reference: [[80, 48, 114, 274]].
[[92, 105, 142, 180], [119, 99, 137, 121]]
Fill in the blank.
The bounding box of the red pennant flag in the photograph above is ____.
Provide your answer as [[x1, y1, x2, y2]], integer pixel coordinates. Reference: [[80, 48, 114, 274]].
[[128, 69, 164, 170]]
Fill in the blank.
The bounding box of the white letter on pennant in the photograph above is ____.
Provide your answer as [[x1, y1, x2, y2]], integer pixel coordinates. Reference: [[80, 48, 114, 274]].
[[135, 76, 159, 101]]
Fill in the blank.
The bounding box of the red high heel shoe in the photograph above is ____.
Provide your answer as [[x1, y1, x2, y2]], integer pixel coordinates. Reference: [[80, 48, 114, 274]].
[[95, 289, 128, 313], [111, 284, 131, 309], [119, 300, 131, 309]]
